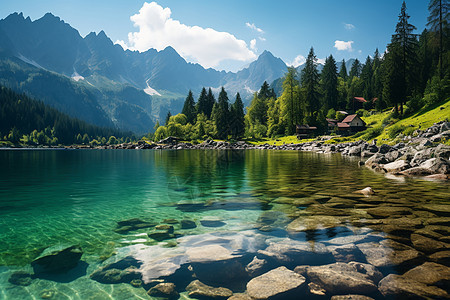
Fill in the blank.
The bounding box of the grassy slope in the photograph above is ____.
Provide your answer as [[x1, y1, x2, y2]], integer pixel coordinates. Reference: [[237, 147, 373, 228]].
[[248, 99, 450, 146]]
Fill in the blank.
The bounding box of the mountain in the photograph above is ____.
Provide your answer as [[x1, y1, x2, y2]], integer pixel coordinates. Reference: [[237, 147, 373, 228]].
[[0, 12, 292, 132]]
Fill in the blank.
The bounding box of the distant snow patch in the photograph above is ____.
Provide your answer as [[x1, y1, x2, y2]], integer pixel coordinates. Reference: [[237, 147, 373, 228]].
[[144, 79, 161, 96], [71, 70, 84, 82]]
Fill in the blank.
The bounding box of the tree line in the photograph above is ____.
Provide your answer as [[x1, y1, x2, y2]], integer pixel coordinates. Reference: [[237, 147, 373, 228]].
[[153, 87, 245, 141], [0, 86, 134, 146]]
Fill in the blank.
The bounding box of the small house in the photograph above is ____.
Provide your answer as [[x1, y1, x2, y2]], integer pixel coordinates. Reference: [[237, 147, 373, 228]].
[[296, 125, 317, 139], [337, 114, 366, 133]]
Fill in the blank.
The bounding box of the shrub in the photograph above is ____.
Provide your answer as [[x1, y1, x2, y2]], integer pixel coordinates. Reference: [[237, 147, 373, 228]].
[[361, 126, 383, 141], [388, 124, 407, 139]]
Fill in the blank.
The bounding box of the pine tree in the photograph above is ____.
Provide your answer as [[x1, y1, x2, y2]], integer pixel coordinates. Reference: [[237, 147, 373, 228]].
[[322, 55, 339, 111], [213, 87, 230, 139], [349, 59, 362, 79], [383, 42, 403, 115], [196, 87, 208, 116], [206, 88, 216, 119], [301, 47, 321, 120], [182, 90, 196, 124], [361, 56, 374, 102], [165, 111, 172, 126], [230, 93, 245, 139], [339, 59, 348, 81], [418, 29, 434, 95], [258, 81, 272, 100], [391, 0, 419, 114], [427, 0, 449, 78]]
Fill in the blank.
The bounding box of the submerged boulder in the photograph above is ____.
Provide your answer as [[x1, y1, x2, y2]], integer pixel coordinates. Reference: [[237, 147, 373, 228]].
[[305, 262, 383, 295], [246, 266, 306, 299], [186, 280, 233, 299], [378, 274, 448, 299], [147, 282, 179, 299], [31, 245, 83, 274], [8, 271, 33, 286]]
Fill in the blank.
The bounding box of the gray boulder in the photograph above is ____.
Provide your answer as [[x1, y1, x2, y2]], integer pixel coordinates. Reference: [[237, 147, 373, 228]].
[[365, 153, 388, 169], [31, 245, 83, 274], [8, 271, 33, 286], [419, 157, 450, 174], [382, 160, 410, 173], [306, 262, 382, 295], [357, 240, 422, 268], [246, 266, 306, 299], [245, 256, 269, 277]]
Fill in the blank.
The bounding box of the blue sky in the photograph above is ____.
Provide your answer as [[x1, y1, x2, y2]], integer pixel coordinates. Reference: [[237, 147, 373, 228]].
[[1, 0, 429, 72]]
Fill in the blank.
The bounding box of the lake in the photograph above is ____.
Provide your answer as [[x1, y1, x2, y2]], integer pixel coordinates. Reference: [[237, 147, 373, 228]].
[[0, 149, 449, 299]]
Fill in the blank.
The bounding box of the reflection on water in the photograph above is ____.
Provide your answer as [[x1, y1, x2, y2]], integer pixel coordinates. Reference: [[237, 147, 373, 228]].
[[0, 149, 449, 299]]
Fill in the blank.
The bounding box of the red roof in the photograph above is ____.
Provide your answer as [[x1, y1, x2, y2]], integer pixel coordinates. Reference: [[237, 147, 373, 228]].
[[342, 114, 358, 123], [337, 122, 350, 128], [353, 97, 367, 103]]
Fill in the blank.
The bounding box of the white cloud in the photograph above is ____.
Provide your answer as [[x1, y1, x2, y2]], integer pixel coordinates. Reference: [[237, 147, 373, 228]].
[[290, 54, 306, 67], [259, 37, 266, 42], [117, 2, 257, 69], [246, 22, 264, 34], [344, 23, 355, 30], [334, 40, 354, 51], [317, 58, 326, 65], [250, 39, 257, 51]]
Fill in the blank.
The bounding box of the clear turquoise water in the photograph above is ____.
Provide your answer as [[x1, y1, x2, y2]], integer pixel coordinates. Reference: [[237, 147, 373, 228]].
[[0, 149, 449, 299]]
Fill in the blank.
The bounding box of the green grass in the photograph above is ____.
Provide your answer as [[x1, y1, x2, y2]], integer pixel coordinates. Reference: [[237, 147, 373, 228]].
[[247, 135, 315, 146]]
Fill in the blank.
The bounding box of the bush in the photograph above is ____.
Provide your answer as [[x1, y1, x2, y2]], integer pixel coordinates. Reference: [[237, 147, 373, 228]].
[[361, 126, 383, 141], [388, 124, 407, 139], [356, 109, 370, 118]]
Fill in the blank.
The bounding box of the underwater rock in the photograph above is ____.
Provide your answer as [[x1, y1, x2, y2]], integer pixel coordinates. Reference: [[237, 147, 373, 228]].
[[258, 239, 334, 267], [200, 218, 226, 227], [163, 218, 179, 224], [378, 274, 448, 299], [147, 282, 179, 299], [31, 245, 83, 274], [245, 256, 268, 277], [305, 262, 383, 295], [180, 219, 197, 229], [115, 218, 157, 234], [357, 240, 422, 268], [148, 231, 175, 241], [355, 187, 375, 196], [328, 244, 366, 263], [90, 267, 140, 284], [8, 271, 33, 286], [155, 224, 174, 233], [330, 296, 374, 300], [366, 206, 412, 218], [186, 280, 233, 299], [246, 266, 306, 300], [403, 262, 450, 286], [410, 233, 449, 254], [429, 250, 450, 265]]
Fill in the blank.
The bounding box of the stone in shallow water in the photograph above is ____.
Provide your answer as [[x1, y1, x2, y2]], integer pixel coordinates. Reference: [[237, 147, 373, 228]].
[[306, 262, 383, 295], [147, 282, 179, 299], [180, 219, 197, 229], [31, 245, 83, 274], [247, 266, 306, 299], [328, 244, 366, 263], [429, 250, 450, 265], [378, 274, 448, 299], [410, 233, 449, 253], [90, 267, 140, 284], [357, 240, 422, 268], [8, 271, 33, 286], [245, 256, 269, 277], [258, 239, 333, 267], [287, 215, 343, 232], [200, 219, 226, 227], [186, 280, 233, 299], [366, 206, 412, 218], [330, 296, 374, 300], [403, 262, 450, 286]]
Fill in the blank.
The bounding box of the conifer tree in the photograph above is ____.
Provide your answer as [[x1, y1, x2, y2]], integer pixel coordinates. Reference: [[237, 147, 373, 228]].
[[349, 59, 362, 79], [361, 56, 374, 102], [165, 111, 172, 126], [427, 0, 449, 78], [196, 87, 208, 116], [230, 93, 245, 139], [258, 81, 272, 100], [301, 47, 321, 119], [213, 87, 230, 139], [391, 0, 419, 114], [206, 88, 216, 119], [339, 59, 348, 81], [322, 55, 339, 111], [182, 90, 196, 124]]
